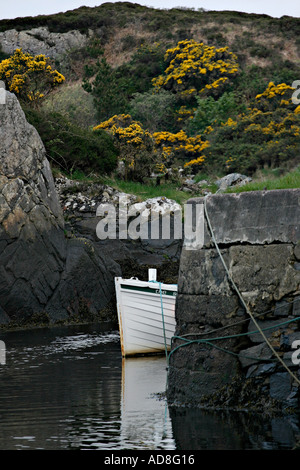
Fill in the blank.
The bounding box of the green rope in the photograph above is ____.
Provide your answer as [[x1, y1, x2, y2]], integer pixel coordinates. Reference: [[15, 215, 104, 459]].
[[169, 313, 300, 363], [178, 296, 300, 340], [173, 314, 300, 344]]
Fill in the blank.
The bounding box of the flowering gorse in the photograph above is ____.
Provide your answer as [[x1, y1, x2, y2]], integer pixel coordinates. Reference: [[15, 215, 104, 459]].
[[0, 48, 65, 105], [152, 39, 239, 99]]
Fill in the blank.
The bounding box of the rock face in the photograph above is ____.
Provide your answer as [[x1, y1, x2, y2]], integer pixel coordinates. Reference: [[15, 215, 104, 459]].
[[0, 91, 120, 325], [168, 189, 300, 412], [0, 27, 90, 58]]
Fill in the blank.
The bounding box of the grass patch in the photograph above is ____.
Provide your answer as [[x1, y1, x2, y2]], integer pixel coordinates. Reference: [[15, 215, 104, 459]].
[[227, 167, 300, 193], [101, 177, 192, 205]]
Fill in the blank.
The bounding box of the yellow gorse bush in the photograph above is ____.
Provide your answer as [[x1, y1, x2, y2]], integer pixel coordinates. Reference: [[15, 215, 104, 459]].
[[0, 48, 65, 105], [153, 130, 209, 168], [201, 81, 300, 173], [152, 39, 239, 98], [256, 82, 295, 101], [94, 114, 155, 180]]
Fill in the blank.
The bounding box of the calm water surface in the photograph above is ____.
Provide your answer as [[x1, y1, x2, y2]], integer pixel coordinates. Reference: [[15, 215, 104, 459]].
[[0, 323, 299, 450]]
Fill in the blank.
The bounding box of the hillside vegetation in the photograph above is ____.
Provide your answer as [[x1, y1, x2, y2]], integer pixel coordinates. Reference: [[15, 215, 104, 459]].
[[0, 2, 299, 191]]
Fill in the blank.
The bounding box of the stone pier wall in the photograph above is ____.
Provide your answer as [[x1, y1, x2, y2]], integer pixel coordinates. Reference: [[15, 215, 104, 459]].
[[167, 189, 300, 412]]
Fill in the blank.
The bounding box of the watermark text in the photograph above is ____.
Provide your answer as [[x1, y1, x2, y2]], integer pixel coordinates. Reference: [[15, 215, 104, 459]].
[[0, 80, 6, 105]]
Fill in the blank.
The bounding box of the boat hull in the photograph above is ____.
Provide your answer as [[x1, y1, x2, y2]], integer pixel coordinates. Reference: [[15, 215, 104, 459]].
[[115, 277, 177, 357]]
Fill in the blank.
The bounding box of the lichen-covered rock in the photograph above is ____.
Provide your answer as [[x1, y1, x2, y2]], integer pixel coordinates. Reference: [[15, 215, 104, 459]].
[[0, 91, 120, 325], [0, 27, 90, 58]]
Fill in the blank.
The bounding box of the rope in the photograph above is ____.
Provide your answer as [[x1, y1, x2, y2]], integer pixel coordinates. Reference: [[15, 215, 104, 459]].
[[169, 313, 300, 363], [203, 194, 300, 386], [149, 280, 169, 363], [176, 314, 300, 341], [178, 296, 300, 339]]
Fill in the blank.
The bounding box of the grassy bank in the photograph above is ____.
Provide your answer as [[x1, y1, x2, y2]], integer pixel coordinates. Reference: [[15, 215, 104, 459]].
[[227, 166, 300, 193], [101, 177, 193, 205]]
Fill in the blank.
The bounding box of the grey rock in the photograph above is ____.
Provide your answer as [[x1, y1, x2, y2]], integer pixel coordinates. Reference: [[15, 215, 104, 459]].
[[0, 27, 91, 58], [294, 243, 300, 261], [292, 296, 300, 316], [246, 362, 277, 377], [247, 319, 281, 343], [216, 173, 252, 191], [239, 343, 273, 368], [189, 189, 300, 246], [0, 92, 66, 321], [269, 372, 292, 401], [274, 300, 292, 316], [0, 92, 119, 324]]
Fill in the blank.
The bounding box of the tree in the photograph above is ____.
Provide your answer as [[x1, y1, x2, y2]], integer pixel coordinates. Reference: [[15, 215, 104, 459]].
[[186, 91, 246, 135], [94, 114, 155, 181], [195, 82, 300, 174], [0, 48, 65, 106], [130, 89, 177, 133], [25, 108, 118, 175], [152, 129, 209, 169], [83, 57, 132, 122]]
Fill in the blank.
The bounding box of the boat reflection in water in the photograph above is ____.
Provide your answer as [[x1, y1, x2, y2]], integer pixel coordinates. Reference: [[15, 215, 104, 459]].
[[0, 324, 299, 449], [120, 355, 175, 450]]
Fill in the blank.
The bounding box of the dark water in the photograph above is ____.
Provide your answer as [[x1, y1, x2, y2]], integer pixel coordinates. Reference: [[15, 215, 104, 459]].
[[0, 323, 299, 450]]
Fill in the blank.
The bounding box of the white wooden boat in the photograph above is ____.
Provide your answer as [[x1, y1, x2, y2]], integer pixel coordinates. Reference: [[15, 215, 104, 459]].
[[115, 270, 177, 357]]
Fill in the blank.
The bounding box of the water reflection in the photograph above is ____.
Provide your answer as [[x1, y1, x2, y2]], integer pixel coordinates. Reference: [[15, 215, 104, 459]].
[[0, 324, 299, 450], [169, 407, 300, 450], [120, 356, 175, 450]]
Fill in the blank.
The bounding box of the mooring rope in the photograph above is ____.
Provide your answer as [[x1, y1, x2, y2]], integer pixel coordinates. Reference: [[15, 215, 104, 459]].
[[169, 313, 300, 363], [178, 296, 300, 339], [149, 280, 169, 363], [203, 194, 300, 386]]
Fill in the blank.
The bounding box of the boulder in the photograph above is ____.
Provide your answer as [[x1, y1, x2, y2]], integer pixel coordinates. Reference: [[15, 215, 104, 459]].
[[216, 173, 252, 191]]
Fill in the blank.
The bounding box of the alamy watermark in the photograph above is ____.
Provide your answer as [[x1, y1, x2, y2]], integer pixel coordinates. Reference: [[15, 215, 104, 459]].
[[0, 80, 6, 105], [292, 80, 300, 105], [0, 341, 6, 365], [95, 198, 205, 250], [292, 340, 300, 366]]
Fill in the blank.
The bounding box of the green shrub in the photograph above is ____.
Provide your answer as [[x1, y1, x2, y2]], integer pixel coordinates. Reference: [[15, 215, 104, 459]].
[[42, 82, 98, 128], [24, 108, 118, 175], [130, 89, 178, 133], [83, 57, 132, 121]]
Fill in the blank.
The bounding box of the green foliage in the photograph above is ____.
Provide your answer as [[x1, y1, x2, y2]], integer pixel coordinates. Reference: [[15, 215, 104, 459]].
[[6, 3, 298, 182], [24, 107, 118, 175], [227, 166, 300, 192], [199, 88, 300, 175], [94, 114, 155, 182], [186, 91, 246, 135], [130, 89, 178, 133], [42, 82, 98, 128], [0, 48, 65, 106], [83, 57, 132, 121], [117, 42, 166, 95], [102, 177, 192, 205]]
